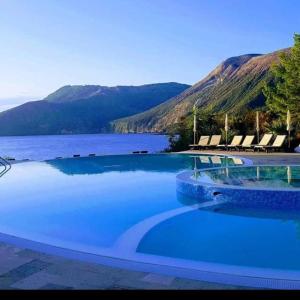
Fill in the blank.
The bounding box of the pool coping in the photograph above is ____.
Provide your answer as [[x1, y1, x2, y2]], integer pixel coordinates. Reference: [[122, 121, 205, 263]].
[[2, 228, 300, 290], [5, 151, 253, 163]]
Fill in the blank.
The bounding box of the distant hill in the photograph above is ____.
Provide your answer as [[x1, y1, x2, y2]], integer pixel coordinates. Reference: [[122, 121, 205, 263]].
[[112, 49, 289, 133], [0, 83, 189, 136]]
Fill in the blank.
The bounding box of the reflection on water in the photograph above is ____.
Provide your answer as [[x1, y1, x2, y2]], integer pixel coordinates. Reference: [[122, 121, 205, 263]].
[[176, 192, 201, 206], [0, 153, 243, 252], [195, 166, 300, 189], [202, 201, 300, 241], [46, 154, 242, 176], [202, 201, 300, 220]]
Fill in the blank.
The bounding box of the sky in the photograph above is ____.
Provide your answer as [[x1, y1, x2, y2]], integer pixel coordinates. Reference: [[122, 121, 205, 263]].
[[0, 0, 299, 109]]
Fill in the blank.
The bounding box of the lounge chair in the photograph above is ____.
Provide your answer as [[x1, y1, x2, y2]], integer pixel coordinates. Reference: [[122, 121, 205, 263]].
[[255, 135, 286, 152], [242, 133, 273, 151], [237, 135, 255, 151], [217, 135, 243, 150], [205, 135, 222, 149], [226, 136, 244, 150], [189, 136, 210, 149]]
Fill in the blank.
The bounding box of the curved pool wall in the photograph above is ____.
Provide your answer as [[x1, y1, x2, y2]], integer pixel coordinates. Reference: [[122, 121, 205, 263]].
[[3, 154, 300, 289], [177, 166, 300, 210], [3, 227, 300, 290]]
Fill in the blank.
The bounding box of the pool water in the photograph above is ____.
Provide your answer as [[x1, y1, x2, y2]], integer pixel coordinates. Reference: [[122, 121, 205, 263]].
[[198, 166, 300, 189], [137, 204, 300, 270], [2, 154, 300, 283], [0, 154, 235, 250]]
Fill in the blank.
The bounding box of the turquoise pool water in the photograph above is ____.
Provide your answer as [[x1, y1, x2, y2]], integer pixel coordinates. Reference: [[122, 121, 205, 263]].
[[2, 154, 300, 284], [197, 166, 300, 189], [0, 154, 235, 249], [137, 205, 300, 270]]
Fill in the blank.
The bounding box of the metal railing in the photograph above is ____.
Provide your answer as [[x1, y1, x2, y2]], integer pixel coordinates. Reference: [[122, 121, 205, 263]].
[[0, 156, 12, 178]]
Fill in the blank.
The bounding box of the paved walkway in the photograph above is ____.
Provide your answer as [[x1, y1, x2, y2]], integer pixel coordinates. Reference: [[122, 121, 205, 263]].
[[181, 150, 300, 165], [1, 152, 299, 290], [0, 242, 249, 290]]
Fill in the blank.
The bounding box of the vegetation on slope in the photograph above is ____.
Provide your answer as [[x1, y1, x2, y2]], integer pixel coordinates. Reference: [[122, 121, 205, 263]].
[[112, 51, 285, 133], [264, 34, 300, 127], [0, 83, 189, 136], [167, 34, 300, 152]]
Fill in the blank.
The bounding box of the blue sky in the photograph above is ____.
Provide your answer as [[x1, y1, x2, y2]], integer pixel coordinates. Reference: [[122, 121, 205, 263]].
[[0, 0, 299, 103]]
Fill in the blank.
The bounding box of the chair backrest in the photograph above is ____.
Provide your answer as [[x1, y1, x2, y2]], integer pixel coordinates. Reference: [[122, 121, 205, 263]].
[[230, 135, 243, 146], [198, 136, 210, 146], [242, 135, 255, 147], [211, 156, 222, 164], [209, 135, 221, 146], [199, 156, 210, 163], [272, 135, 286, 147], [258, 134, 273, 146], [232, 158, 243, 165]]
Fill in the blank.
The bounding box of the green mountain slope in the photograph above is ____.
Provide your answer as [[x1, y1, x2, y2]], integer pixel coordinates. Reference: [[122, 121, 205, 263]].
[[0, 82, 189, 136], [112, 49, 288, 133]]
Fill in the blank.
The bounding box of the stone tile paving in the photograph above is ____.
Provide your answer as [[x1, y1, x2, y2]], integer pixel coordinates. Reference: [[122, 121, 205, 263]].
[[0, 259, 51, 288], [141, 273, 175, 286], [0, 242, 247, 290], [39, 283, 73, 290]]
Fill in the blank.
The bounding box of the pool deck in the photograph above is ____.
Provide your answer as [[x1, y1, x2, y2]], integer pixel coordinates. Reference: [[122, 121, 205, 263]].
[[181, 150, 300, 165], [1, 151, 300, 290], [0, 242, 250, 290]]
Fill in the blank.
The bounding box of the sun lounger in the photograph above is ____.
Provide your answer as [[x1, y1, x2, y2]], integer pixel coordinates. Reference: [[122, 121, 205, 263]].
[[226, 136, 243, 150], [189, 136, 210, 149], [255, 135, 286, 152], [242, 133, 273, 151], [217, 135, 243, 150], [205, 135, 222, 148], [237, 135, 255, 151]]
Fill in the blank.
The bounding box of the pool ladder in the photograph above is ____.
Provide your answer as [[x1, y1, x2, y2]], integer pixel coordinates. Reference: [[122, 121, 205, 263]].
[[0, 156, 11, 178]]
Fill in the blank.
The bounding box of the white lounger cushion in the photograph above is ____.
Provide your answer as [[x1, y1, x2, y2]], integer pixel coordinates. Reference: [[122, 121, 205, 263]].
[[270, 135, 286, 147], [241, 135, 255, 147], [257, 134, 273, 146], [197, 136, 210, 146], [207, 135, 221, 146], [227, 136, 243, 147]]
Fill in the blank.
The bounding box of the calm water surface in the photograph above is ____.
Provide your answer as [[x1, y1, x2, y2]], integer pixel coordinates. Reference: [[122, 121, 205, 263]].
[[1, 153, 300, 273], [0, 133, 169, 161]]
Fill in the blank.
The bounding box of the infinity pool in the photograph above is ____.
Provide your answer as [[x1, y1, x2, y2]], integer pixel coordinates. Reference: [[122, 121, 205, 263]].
[[2, 154, 300, 288]]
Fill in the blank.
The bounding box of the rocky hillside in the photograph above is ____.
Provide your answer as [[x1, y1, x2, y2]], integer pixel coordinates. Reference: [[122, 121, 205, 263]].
[[0, 83, 189, 136], [112, 49, 288, 133]]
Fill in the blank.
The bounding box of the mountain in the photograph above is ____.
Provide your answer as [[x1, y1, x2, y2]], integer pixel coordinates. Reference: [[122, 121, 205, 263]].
[[0, 83, 189, 136], [112, 49, 289, 133]]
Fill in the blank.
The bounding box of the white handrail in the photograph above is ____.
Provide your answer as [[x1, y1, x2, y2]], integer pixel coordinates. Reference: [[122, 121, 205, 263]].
[[0, 156, 11, 178]]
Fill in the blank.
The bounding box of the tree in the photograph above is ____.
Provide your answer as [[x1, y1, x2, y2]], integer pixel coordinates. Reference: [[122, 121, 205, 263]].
[[263, 34, 300, 123]]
